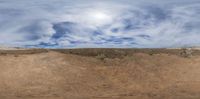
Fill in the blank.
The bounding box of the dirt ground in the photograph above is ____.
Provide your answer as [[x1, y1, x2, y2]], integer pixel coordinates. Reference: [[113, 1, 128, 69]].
[[0, 48, 200, 99]]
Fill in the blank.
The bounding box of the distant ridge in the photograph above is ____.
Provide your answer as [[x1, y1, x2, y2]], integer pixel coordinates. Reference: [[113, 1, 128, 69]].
[[0, 46, 26, 50]]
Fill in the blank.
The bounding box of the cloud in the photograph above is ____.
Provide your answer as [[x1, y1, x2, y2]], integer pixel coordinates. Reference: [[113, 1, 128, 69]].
[[0, 0, 200, 48]]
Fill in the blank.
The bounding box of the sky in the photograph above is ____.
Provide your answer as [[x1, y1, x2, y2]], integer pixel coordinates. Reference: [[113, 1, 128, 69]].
[[0, 0, 200, 48]]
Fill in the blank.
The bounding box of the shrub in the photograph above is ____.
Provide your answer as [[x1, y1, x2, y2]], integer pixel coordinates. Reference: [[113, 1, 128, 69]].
[[96, 53, 106, 60], [180, 48, 193, 58]]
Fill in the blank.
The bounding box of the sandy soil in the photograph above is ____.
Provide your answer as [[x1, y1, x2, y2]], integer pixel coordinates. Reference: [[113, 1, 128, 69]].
[[0, 49, 200, 99]]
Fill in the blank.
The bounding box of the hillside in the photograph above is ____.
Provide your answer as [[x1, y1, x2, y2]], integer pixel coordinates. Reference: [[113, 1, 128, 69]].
[[0, 48, 200, 99]]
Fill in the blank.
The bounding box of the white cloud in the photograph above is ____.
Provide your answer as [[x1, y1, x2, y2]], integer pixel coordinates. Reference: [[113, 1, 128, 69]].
[[0, 0, 199, 48]]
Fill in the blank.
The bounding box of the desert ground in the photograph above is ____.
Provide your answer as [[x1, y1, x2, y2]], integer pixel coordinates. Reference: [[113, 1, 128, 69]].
[[0, 48, 200, 99]]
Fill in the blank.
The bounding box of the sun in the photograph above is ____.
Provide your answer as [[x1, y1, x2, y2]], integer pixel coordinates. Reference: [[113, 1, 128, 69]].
[[92, 12, 109, 21], [86, 10, 113, 26]]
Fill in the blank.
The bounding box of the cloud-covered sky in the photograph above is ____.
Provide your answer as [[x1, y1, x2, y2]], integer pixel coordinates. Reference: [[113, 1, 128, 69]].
[[0, 0, 200, 48]]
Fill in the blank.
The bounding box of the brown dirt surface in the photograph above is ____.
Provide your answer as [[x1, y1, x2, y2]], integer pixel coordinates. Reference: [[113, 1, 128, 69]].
[[0, 48, 200, 99]]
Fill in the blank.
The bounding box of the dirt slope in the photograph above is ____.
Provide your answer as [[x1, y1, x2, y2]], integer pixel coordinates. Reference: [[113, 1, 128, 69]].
[[0, 49, 200, 99]]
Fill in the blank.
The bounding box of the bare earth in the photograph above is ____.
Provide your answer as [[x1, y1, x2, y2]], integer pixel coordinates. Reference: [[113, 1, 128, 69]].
[[0, 48, 200, 99]]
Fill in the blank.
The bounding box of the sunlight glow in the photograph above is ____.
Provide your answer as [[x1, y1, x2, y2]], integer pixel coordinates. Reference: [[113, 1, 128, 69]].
[[87, 10, 113, 26]]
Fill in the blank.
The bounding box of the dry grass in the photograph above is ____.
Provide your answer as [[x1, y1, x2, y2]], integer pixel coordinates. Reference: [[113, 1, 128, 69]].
[[0, 48, 200, 99]]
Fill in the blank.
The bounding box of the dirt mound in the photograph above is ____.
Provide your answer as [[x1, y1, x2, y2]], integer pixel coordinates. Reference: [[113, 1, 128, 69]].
[[0, 49, 200, 99]]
